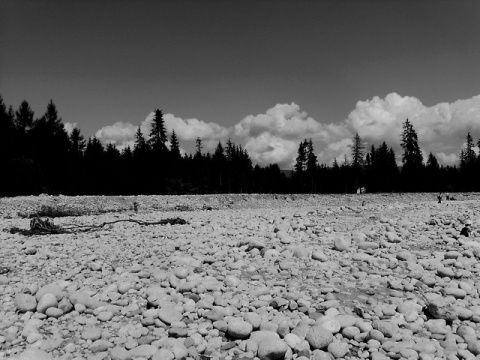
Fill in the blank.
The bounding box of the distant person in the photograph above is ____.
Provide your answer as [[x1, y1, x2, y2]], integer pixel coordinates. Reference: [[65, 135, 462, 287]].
[[446, 193, 450, 201], [437, 193, 442, 204]]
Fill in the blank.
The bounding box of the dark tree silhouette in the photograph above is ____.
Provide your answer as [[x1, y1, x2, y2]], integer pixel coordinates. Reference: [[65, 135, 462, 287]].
[[350, 133, 365, 190], [400, 119, 424, 191], [1, 94, 478, 196], [170, 130, 181, 160], [305, 139, 317, 193]]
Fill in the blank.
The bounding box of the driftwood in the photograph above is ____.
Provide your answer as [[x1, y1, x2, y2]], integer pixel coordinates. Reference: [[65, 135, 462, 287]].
[[6, 217, 188, 236]]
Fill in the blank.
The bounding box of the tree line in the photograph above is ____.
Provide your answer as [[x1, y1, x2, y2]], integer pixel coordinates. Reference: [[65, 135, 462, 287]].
[[292, 119, 480, 193], [1, 96, 479, 196]]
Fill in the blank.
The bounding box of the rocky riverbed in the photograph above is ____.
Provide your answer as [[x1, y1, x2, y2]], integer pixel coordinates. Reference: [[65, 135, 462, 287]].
[[1, 193, 480, 360]]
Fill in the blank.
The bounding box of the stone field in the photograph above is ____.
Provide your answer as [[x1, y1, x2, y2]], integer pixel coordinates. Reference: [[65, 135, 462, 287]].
[[1, 193, 480, 360]]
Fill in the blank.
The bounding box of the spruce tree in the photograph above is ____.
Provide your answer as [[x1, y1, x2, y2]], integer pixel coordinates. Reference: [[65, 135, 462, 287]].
[[401, 119, 423, 167], [305, 139, 317, 192], [170, 130, 181, 159], [149, 109, 167, 153], [351, 133, 365, 168]]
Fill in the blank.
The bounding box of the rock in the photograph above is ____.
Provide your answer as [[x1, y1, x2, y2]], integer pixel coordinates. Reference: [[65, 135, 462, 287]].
[[110, 346, 131, 360], [427, 297, 458, 321], [306, 326, 334, 349], [35, 284, 64, 301], [333, 237, 349, 251], [257, 337, 289, 360], [315, 316, 341, 334], [36, 293, 58, 313], [244, 312, 262, 329], [327, 341, 349, 358], [45, 307, 63, 318], [81, 327, 102, 341], [152, 348, 175, 360], [228, 318, 253, 339], [312, 251, 328, 262], [372, 320, 399, 337], [18, 348, 54, 360], [69, 290, 106, 309], [15, 293, 37, 312], [128, 344, 159, 358], [157, 307, 183, 324], [358, 241, 379, 250], [90, 339, 114, 353]]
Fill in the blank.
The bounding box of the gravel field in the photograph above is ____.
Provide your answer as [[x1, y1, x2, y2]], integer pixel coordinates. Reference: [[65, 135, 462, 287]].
[[1, 193, 480, 360]]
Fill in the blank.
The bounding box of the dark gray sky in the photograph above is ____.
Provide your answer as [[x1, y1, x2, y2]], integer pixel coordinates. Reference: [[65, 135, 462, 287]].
[[2, 0, 480, 166]]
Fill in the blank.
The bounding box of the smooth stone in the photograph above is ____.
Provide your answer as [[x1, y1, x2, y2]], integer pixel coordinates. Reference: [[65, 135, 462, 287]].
[[158, 308, 183, 325], [257, 337, 289, 360], [37, 293, 58, 313], [18, 348, 54, 360], [227, 319, 253, 339], [327, 341, 349, 358], [90, 339, 114, 353], [45, 307, 63, 318], [427, 297, 458, 321], [110, 346, 131, 360], [35, 284, 64, 302], [81, 327, 102, 341], [306, 326, 334, 349], [312, 251, 328, 262], [334, 238, 349, 251], [128, 344, 159, 358], [15, 293, 37, 312], [315, 316, 341, 334]]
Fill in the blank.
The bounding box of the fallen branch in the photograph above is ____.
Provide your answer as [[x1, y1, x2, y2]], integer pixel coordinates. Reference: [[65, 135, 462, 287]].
[[5, 217, 188, 236]]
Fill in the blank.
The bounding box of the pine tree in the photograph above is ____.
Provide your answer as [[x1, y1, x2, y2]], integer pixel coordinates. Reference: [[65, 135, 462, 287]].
[[134, 127, 149, 158], [15, 100, 34, 133], [212, 141, 226, 190], [305, 139, 317, 192], [401, 119, 423, 167], [400, 119, 424, 191], [148, 109, 167, 153], [69, 128, 86, 159], [426, 152, 439, 170], [351, 133, 365, 168], [170, 130, 181, 159], [464, 132, 476, 166], [294, 140, 307, 174], [195, 137, 203, 158]]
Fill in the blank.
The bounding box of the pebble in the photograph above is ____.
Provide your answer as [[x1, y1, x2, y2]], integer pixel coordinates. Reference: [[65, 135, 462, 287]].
[[1, 194, 480, 360]]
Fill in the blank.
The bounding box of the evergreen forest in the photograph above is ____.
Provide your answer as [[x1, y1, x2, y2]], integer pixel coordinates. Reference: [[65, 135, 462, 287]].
[[1, 96, 479, 196]]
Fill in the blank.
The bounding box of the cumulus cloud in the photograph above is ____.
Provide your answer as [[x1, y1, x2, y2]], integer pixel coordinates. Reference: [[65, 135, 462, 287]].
[[235, 103, 350, 167], [63, 122, 77, 135], [435, 152, 458, 166], [345, 92, 480, 167], [93, 93, 480, 168], [95, 121, 138, 147], [95, 113, 230, 151]]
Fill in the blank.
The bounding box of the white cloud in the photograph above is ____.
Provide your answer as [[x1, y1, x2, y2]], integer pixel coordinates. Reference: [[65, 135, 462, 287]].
[[234, 103, 350, 167], [95, 121, 138, 146], [244, 133, 299, 169], [93, 93, 480, 168], [95, 113, 230, 151], [317, 138, 353, 166], [435, 152, 457, 166], [63, 122, 77, 135], [346, 93, 480, 160]]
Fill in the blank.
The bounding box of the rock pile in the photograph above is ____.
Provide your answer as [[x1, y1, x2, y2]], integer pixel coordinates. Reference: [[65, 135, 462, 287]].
[[0, 194, 480, 360]]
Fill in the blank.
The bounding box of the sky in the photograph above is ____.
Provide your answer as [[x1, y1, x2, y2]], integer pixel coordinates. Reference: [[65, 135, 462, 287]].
[[1, 0, 480, 168]]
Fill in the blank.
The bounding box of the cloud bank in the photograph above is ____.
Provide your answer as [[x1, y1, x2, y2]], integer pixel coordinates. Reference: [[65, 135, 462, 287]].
[[235, 94, 480, 167], [234, 103, 350, 168], [94, 93, 480, 168], [96, 112, 230, 151]]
